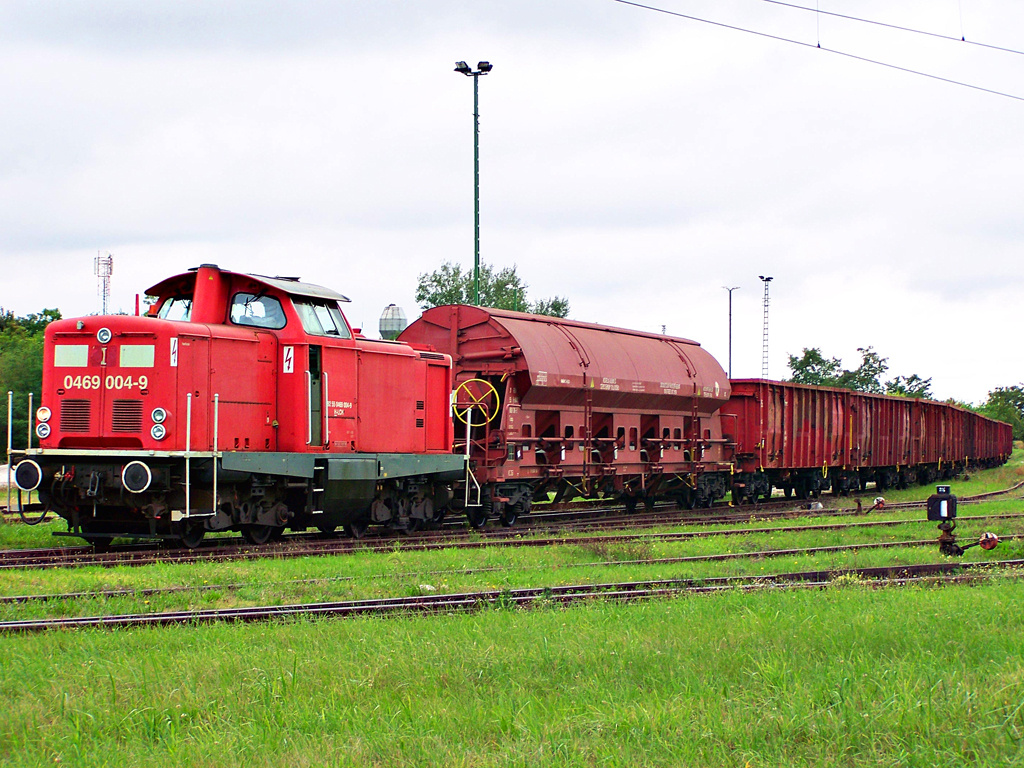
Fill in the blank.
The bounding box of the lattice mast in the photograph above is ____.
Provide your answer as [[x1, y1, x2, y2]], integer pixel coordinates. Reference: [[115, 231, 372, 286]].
[[759, 275, 773, 379], [95, 253, 113, 315]]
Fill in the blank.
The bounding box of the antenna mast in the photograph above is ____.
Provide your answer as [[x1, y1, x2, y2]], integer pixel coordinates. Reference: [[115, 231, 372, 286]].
[[95, 252, 114, 315]]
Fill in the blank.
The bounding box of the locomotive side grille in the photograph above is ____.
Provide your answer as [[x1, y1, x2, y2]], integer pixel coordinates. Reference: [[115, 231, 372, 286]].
[[111, 400, 144, 433], [416, 418, 425, 428], [416, 400, 425, 410], [418, 352, 446, 360], [60, 400, 92, 433]]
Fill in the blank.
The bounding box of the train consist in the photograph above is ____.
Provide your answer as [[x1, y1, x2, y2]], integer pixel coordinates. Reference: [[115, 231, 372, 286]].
[[9, 266, 1013, 547], [400, 306, 1012, 520]]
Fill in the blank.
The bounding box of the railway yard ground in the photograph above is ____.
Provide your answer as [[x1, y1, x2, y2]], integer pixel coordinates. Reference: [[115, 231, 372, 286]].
[[2, 450, 1023, 767]]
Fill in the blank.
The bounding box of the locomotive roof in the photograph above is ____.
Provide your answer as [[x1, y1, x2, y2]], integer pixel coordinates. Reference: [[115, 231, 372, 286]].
[[146, 266, 350, 303]]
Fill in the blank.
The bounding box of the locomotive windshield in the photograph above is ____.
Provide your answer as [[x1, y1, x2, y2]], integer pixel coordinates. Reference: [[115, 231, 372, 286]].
[[293, 298, 351, 338], [230, 292, 287, 329]]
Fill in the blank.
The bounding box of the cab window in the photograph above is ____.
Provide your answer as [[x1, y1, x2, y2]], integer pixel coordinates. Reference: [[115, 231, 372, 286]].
[[157, 296, 193, 322], [293, 298, 351, 338], [230, 292, 287, 330]]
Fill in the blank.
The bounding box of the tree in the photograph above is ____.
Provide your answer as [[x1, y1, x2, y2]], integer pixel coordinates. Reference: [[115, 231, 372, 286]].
[[979, 385, 1024, 441], [415, 261, 570, 318], [787, 348, 842, 386], [886, 374, 934, 399], [0, 308, 61, 460], [787, 345, 932, 398], [834, 347, 888, 394]]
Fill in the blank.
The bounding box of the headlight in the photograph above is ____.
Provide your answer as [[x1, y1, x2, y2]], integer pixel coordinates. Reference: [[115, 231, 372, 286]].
[[151, 407, 167, 424], [122, 461, 153, 494], [151, 424, 167, 441], [36, 406, 51, 423], [14, 460, 42, 492], [97, 327, 112, 344], [36, 423, 51, 439]]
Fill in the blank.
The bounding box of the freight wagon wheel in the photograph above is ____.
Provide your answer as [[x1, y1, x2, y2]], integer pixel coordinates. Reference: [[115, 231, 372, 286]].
[[676, 491, 697, 510], [500, 499, 527, 527], [241, 524, 275, 545], [453, 379, 501, 425]]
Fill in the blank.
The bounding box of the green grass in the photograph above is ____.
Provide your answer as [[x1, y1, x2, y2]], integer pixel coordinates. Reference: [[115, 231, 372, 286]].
[[2, 581, 1023, 767], [2, 493, 1022, 621], [0, 452, 1021, 765]]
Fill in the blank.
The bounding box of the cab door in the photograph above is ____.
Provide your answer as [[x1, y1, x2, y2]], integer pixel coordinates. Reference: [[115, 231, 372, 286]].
[[322, 342, 358, 451], [308, 345, 323, 447]]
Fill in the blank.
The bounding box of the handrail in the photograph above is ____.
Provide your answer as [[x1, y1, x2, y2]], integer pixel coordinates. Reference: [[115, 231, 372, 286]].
[[305, 371, 313, 446], [185, 392, 192, 519], [323, 372, 330, 448]]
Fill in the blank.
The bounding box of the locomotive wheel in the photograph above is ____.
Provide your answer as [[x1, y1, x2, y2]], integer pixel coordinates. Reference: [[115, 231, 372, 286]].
[[241, 524, 275, 545], [466, 506, 489, 530], [178, 521, 206, 549], [81, 523, 112, 553], [82, 535, 112, 554], [345, 520, 369, 539], [431, 507, 447, 528]]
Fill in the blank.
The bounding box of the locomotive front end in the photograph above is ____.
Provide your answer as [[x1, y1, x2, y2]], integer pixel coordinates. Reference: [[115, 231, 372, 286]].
[[15, 313, 198, 546]]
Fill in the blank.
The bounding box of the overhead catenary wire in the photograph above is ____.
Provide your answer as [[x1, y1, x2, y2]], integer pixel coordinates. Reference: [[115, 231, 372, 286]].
[[758, 0, 1024, 57], [613, 0, 1024, 103]]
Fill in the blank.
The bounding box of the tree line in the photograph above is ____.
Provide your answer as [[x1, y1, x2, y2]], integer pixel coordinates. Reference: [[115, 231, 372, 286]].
[[0, 308, 61, 459]]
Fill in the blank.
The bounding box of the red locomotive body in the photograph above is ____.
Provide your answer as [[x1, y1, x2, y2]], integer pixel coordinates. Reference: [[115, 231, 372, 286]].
[[723, 379, 1013, 500], [399, 305, 734, 522], [13, 265, 463, 546]]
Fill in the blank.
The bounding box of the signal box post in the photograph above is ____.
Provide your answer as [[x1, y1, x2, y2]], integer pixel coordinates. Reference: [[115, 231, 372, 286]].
[[926, 485, 999, 556]]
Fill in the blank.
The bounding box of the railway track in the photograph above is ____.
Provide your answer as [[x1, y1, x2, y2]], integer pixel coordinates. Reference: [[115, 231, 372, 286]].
[[3, 479, 1018, 525], [7, 534, 1019, 607], [3, 559, 1021, 634], [0, 481, 1018, 572], [2, 511, 1021, 571]]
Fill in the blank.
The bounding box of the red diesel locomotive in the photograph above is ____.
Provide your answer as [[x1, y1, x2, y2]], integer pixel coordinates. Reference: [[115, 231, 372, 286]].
[[11, 265, 463, 547], [10, 266, 1013, 547]]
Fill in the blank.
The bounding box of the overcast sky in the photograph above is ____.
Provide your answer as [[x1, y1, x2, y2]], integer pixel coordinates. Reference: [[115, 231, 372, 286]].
[[2, 0, 1021, 404]]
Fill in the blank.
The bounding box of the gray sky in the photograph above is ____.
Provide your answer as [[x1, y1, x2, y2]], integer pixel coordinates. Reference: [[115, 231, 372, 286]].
[[2, 0, 1021, 403]]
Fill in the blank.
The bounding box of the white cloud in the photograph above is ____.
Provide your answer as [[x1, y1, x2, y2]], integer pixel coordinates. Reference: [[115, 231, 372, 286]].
[[1, 0, 1021, 404]]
